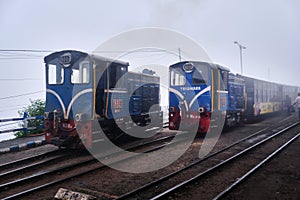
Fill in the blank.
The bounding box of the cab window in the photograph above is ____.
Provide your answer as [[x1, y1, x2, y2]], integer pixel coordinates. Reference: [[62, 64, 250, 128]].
[[71, 61, 90, 84], [192, 64, 208, 85], [220, 71, 228, 90], [48, 64, 64, 85], [170, 69, 186, 86], [192, 69, 206, 84]]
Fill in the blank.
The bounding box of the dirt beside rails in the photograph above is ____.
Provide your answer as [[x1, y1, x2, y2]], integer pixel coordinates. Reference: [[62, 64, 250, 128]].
[[1, 113, 299, 199], [222, 135, 300, 200]]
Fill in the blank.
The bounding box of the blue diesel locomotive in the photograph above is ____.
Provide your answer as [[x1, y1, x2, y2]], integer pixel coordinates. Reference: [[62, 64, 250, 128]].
[[169, 61, 299, 133], [169, 61, 229, 132], [44, 50, 163, 149]]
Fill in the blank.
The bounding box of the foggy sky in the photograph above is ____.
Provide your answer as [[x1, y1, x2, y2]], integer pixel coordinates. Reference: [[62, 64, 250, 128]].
[[0, 0, 299, 118]]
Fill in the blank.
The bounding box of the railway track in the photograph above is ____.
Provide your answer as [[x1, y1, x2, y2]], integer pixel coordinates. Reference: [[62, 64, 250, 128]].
[[0, 127, 170, 181], [0, 149, 59, 166], [149, 122, 300, 200], [0, 130, 187, 200], [214, 133, 299, 200], [116, 121, 300, 200], [0, 149, 67, 172], [0, 117, 297, 199]]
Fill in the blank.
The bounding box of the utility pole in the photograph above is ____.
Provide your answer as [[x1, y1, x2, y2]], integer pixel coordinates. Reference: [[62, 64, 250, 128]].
[[234, 41, 246, 75], [178, 48, 181, 62]]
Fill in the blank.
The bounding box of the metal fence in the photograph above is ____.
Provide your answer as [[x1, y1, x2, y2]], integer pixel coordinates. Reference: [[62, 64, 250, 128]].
[[0, 112, 44, 135]]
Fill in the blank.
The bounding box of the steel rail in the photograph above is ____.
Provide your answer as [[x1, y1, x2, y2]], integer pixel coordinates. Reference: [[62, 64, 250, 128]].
[[0, 129, 176, 180], [0, 122, 169, 168], [150, 122, 300, 200], [0, 131, 189, 199], [116, 128, 269, 200], [0, 157, 97, 191], [0, 154, 67, 178], [213, 132, 300, 200], [0, 149, 61, 168]]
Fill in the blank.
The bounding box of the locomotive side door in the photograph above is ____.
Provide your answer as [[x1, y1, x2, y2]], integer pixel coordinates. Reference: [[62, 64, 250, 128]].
[[211, 66, 228, 113], [210, 65, 228, 130]]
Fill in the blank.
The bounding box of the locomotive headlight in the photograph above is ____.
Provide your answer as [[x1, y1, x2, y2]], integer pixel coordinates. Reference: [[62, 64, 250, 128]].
[[75, 113, 82, 122], [198, 107, 206, 113], [60, 52, 72, 67], [183, 63, 194, 73]]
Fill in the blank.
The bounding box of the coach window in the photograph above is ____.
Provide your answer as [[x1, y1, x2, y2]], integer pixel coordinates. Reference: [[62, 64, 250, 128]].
[[220, 71, 228, 90], [48, 64, 64, 85], [171, 69, 186, 86], [71, 61, 90, 84]]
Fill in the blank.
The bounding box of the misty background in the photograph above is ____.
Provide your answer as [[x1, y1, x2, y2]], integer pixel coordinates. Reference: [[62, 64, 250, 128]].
[[0, 0, 299, 139]]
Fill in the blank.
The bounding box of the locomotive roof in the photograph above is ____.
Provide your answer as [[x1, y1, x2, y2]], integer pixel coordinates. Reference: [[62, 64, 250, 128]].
[[127, 70, 160, 78], [44, 50, 88, 63], [236, 73, 300, 88], [44, 50, 129, 66], [170, 61, 230, 72], [90, 54, 129, 66], [215, 64, 230, 72]]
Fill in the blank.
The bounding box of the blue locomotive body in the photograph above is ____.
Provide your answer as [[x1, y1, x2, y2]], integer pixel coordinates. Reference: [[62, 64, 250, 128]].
[[226, 73, 245, 126], [44, 50, 162, 149], [169, 61, 229, 132], [169, 60, 300, 133], [45, 51, 94, 121]]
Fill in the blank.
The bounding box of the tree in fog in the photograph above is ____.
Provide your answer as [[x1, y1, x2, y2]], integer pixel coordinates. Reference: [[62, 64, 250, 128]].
[[15, 99, 45, 137]]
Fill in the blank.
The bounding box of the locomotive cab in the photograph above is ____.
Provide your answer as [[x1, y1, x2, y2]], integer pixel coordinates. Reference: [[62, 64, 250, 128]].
[[44, 51, 94, 148], [169, 61, 228, 133]]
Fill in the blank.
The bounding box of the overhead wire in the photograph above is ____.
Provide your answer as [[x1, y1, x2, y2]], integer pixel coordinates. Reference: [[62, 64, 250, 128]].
[[0, 107, 26, 113], [0, 49, 52, 53], [0, 49, 48, 60], [0, 49, 180, 61], [0, 48, 174, 102], [0, 104, 28, 109], [0, 49, 176, 55], [0, 51, 44, 57], [0, 91, 45, 100], [0, 78, 43, 81]]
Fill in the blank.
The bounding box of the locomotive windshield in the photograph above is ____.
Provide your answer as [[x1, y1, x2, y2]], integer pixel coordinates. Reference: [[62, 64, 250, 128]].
[[192, 64, 209, 85], [170, 63, 209, 86], [48, 63, 64, 85], [71, 61, 90, 84], [47, 58, 90, 85], [170, 69, 186, 86]]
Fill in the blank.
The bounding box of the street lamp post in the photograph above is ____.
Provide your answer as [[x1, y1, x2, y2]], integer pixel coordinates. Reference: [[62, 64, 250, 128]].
[[234, 41, 246, 75]]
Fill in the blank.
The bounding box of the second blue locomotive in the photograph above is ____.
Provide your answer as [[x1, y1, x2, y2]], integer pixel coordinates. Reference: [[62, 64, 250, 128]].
[[169, 61, 299, 133]]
